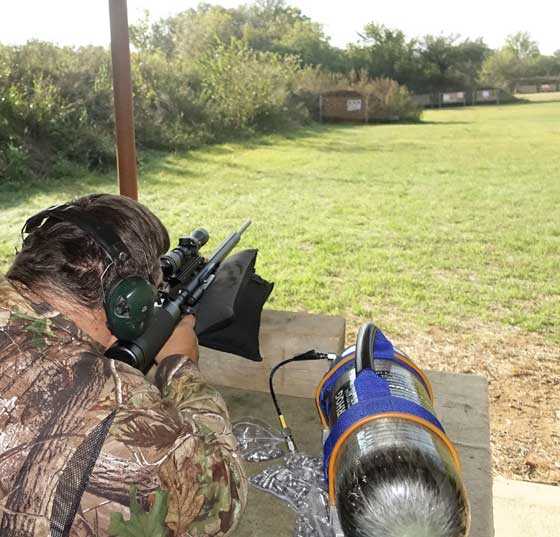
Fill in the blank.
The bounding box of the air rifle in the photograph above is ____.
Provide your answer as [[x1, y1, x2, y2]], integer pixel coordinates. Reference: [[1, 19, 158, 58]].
[[105, 220, 252, 373]]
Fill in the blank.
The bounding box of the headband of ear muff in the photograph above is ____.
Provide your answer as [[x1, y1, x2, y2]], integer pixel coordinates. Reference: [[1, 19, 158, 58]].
[[23, 203, 157, 341], [23, 203, 128, 262]]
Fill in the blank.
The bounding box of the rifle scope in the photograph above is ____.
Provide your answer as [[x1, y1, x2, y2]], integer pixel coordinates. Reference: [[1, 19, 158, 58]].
[[161, 228, 209, 278]]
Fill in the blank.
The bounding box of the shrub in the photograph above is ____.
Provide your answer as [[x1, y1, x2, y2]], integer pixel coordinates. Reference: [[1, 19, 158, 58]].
[[1, 143, 29, 181], [0, 41, 115, 179], [364, 78, 422, 121], [0, 39, 313, 181], [197, 39, 304, 132], [132, 52, 209, 149], [0, 38, 418, 182]]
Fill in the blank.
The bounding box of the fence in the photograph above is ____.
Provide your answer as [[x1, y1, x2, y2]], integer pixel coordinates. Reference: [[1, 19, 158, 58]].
[[320, 88, 512, 118], [412, 89, 504, 108], [514, 79, 560, 93]]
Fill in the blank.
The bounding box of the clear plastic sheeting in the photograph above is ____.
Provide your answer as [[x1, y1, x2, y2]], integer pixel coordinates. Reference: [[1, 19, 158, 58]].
[[293, 485, 332, 537], [250, 452, 334, 537], [232, 418, 285, 462]]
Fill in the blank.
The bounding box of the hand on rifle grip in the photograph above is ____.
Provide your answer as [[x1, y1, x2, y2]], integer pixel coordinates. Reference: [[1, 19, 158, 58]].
[[155, 314, 199, 366]]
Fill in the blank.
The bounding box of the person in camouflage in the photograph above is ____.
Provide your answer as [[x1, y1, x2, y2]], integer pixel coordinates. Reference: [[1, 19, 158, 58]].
[[0, 194, 247, 537]]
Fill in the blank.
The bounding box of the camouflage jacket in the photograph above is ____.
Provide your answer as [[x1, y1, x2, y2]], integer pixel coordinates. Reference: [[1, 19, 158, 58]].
[[0, 277, 247, 537]]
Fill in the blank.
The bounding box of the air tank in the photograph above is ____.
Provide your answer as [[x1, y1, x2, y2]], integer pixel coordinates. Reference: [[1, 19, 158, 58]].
[[316, 323, 470, 537]]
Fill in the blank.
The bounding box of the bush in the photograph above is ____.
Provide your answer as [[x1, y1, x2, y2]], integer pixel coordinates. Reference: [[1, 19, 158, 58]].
[[1, 143, 29, 181], [364, 78, 422, 121], [0, 41, 115, 179], [197, 40, 305, 132], [0, 39, 314, 181], [0, 38, 418, 182], [132, 52, 209, 149]]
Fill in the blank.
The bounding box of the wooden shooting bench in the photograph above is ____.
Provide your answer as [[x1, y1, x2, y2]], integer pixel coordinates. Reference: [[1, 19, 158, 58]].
[[200, 310, 494, 537]]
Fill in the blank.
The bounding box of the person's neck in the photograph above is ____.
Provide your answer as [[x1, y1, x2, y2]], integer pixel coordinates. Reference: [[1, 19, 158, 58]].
[[12, 281, 116, 349]]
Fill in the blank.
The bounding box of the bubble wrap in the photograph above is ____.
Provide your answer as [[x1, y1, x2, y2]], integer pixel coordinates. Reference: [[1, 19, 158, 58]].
[[232, 418, 285, 462]]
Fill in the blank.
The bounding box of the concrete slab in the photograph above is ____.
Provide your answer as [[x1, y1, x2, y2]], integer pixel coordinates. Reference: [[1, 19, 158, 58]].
[[220, 370, 493, 537], [493, 477, 560, 537]]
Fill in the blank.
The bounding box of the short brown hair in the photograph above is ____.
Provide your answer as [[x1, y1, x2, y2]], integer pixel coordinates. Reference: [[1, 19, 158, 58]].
[[7, 193, 170, 309]]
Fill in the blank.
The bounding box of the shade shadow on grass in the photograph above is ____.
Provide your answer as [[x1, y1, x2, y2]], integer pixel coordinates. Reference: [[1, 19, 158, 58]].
[[0, 118, 471, 206], [0, 172, 116, 211]]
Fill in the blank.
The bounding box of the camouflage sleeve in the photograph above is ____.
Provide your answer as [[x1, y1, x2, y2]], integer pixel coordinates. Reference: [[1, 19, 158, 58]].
[[151, 355, 247, 537]]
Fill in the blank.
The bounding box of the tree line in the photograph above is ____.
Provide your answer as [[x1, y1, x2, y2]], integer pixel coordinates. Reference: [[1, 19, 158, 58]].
[[131, 1, 559, 93], [1, 0, 557, 180]]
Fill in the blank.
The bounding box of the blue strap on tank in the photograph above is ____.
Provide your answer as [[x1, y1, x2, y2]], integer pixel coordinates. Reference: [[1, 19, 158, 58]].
[[370, 327, 394, 359], [318, 328, 430, 418], [368, 329, 429, 387], [320, 328, 445, 482]]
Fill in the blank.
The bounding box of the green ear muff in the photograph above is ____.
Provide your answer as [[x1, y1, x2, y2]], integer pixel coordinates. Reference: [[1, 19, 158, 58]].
[[105, 276, 157, 341]]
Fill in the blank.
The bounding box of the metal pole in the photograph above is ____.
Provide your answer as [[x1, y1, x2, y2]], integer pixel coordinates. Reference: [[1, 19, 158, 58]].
[[108, 0, 138, 200]]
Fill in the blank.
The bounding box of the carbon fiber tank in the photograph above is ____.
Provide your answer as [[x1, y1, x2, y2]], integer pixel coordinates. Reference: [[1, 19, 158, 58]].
[[318, 329, 470, 537]]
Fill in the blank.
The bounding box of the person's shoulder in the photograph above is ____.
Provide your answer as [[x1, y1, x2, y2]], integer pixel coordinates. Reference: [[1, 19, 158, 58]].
[[0, 274, 103, 358]]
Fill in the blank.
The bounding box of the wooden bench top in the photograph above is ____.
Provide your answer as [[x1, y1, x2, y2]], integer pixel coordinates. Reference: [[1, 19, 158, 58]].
[[219, 371, 493, 537]]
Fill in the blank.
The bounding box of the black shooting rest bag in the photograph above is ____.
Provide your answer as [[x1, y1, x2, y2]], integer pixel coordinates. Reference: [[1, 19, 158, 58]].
[[194, 249, 273, 362]]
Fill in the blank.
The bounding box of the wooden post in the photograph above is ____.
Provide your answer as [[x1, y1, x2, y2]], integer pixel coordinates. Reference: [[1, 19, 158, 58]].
[[108, 0, 138, 200], [318, 94, 323, 122]]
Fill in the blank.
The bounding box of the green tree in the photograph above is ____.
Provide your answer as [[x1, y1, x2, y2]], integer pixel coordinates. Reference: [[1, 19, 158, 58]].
[[420, 35, 490, 92], [480, 32, 545, 90], [130, 1, 343, 71], [505, 32, 540, 60], [348, 23, 418, 83], [479, 48, 521, 90]]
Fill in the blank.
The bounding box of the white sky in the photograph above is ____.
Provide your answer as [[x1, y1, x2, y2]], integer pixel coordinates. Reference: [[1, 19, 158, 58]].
[[0, 1, 558, 54]]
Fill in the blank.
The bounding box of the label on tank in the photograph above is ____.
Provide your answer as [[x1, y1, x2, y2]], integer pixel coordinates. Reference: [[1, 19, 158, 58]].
[[334, 381, 357, 419]]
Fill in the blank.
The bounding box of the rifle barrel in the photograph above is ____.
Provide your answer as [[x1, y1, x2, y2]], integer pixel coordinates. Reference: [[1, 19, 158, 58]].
[[238, 219, 251, 234]]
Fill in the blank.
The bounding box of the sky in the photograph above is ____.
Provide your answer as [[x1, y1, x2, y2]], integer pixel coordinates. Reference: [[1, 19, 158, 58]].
[[0, 0, 558, 54]]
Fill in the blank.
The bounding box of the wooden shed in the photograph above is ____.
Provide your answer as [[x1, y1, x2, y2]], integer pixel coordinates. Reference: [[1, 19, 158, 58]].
[[319, 90, 368, 122]]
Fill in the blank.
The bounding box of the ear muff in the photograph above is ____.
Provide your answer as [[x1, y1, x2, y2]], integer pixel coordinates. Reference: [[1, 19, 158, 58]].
[[104, 276, 157, 341], [23, 203, 158, 341]]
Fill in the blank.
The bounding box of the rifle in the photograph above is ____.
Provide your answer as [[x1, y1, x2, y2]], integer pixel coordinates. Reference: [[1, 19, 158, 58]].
[[105, 220, 252, 373]]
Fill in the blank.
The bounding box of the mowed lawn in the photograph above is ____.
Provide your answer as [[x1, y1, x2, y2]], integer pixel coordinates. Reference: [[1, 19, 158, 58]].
[[1, 101, 559, 344]]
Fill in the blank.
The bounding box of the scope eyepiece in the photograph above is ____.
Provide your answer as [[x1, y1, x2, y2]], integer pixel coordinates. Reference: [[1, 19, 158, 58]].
[[160, 251, 183, 278]]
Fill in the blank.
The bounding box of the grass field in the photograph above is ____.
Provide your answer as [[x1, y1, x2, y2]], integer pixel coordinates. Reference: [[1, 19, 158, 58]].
[[2, 100, 559, 343], [1, 99, 559, 482], [517, 91, 560, 102]]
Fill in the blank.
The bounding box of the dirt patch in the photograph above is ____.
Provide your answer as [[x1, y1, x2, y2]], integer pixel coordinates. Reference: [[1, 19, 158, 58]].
[[345, 317, 560, 485]]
